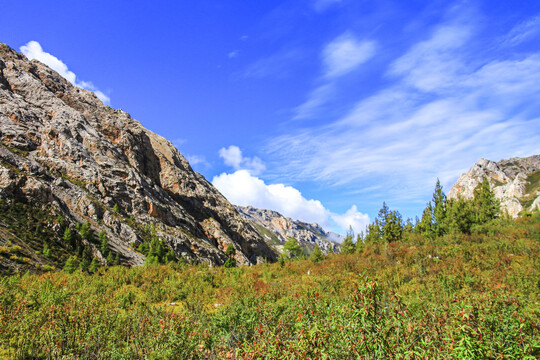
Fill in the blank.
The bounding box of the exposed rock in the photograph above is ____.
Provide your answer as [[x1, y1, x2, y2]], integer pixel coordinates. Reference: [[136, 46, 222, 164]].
[[0, 42, 277, 267], [448, 155, 540, 217], [235, 205, 340, 254]]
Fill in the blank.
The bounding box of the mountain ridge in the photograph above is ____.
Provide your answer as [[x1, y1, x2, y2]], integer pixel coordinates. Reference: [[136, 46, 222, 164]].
[[448, 154, 540, 217], [0, 42, 277, 272], [235, 205, 340, 254]]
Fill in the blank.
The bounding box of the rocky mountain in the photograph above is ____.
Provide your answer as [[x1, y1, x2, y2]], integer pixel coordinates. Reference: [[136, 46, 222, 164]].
[[235, 205, 340, 254], [0, 42, 277, 272], [448, 155, 540, 217]]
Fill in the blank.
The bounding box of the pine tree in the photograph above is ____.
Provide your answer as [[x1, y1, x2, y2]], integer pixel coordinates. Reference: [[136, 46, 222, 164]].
[[472, 178, 499, 224], [383, 210, 403, 242], [43, 244, 51, 257], [79, 222, 93, 241], [340, 234, 356, 254], [79, 257, 89, 272], [89, 258, 100, 273], [224, 244, 237, 268], [447, 198, 474, 234], [63, 227, 74, 245], [416, 203, 434, 238], [63, 256, 78, 274], [99, 230, 109, 256], [365, 219, 382, 244], [310, 246, 324, 263], [284, 237, 304, 259], [106, 252, 114, 265], [432, 179, 448, 236]]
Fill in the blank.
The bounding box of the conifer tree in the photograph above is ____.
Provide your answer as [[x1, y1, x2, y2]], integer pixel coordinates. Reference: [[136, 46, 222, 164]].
[[447, 198, 474, 234], [310, 246, 324, 263], [99, 230, 109, 256], [224, 244, 237, 268], [472, 178, 499, 223], [340, 234, 356, 254], [89, 258, 100, 273], [383, 210, 403, 242], [284, 237, 304, 259], [364, 219, 382, 244], [432, 179, 448, 236], [64, 256, 78, 274], [416, 203, 434, 238], [63, 227, 74, 245], [79, 222, 93, 241]]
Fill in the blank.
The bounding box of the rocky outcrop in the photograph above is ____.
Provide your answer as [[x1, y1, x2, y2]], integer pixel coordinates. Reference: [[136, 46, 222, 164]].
[[0, 43, 277, 267], [235, 205, 340, 254], [448, 155, 540, 217]]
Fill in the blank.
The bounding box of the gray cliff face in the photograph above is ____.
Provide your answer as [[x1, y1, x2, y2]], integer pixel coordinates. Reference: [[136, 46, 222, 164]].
[[235, 205, 340, 254], [448, 155, 540, 217], [0, 43, 277, 267]]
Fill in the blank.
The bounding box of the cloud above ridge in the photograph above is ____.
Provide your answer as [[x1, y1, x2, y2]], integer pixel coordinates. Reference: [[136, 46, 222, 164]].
[[20, 41, 110, 105], [212, 170, 370, 235]]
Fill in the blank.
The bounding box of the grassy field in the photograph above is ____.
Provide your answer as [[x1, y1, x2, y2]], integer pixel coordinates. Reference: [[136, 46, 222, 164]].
[[0, 213, 538, 359]]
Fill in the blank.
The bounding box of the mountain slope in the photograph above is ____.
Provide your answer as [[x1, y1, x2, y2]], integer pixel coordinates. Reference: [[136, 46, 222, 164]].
[[448, 155, 540, 217], [235, 205, 340, 254], [0, 43, 277, 272]]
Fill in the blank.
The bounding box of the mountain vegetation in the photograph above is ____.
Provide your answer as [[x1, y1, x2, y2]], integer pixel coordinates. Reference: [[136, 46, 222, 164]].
[[0, 179, 537, 358]]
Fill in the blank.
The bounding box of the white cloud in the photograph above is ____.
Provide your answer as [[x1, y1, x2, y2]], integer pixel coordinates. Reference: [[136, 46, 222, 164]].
[[269, 20, 540, 204], [228, 50, 239, 59], [323, 33, 376, 78], [503, 15, 540, 46], [20, 41, 110, 105], [212, 170, 369, 234], [219, 145, 266, 175], [332, 205, 370, 235]]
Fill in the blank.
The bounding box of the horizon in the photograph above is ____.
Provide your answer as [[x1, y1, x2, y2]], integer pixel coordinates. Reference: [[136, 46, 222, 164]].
[[1, 1, 539, 235]]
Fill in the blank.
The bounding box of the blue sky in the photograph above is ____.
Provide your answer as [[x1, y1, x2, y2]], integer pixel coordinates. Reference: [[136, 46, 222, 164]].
[[2, 1, 539, 234]]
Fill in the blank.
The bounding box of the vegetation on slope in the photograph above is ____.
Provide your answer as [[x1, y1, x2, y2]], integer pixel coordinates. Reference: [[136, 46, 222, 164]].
[[0, 179, 538, 359]]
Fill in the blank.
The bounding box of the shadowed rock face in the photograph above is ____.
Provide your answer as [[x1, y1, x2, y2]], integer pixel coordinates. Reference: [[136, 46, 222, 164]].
[[0, 43, 277, 266], [448, 155, 540, 217]]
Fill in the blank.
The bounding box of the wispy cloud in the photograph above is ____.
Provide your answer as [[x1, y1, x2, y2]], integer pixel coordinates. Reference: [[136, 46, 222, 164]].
[[294, 33, 376, 119], [20, 41, 110, 105], [240, 49, 302, 79], [323, 33, 376, 79], [219, 145, 266, 175], [269, 18, 540, 203], [313, 0, 342, 13], [503, 15, 540, 46], [212, 169, 369, 234]]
